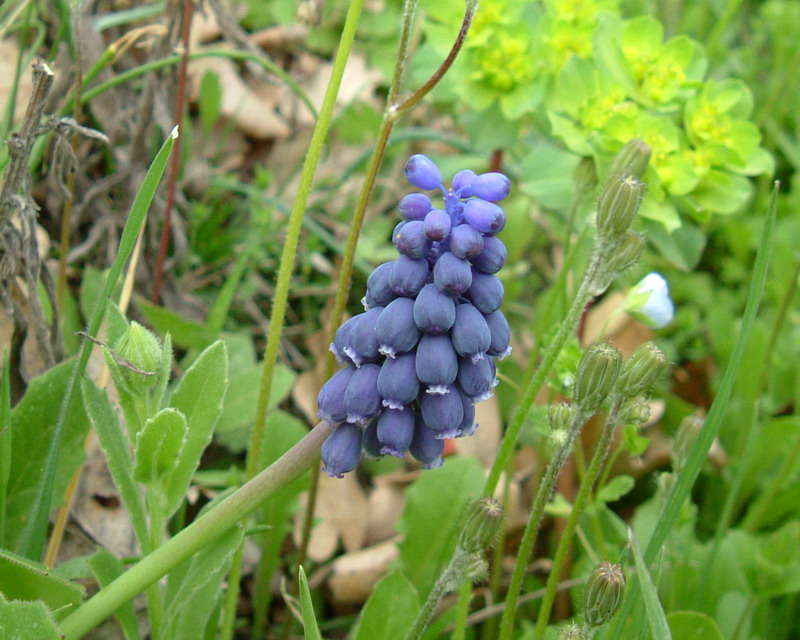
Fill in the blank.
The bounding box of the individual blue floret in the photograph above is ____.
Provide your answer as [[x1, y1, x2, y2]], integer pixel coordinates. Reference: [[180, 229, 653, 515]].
[[451, 303, 491, 363], [322, 423, 364, 478], [375, 297, 420, 358], [466, 270, 504, 314], [378, 352, 419, 409], [343, 363, 382, 424], [330, 315, 360, 365], [423, 208, 451, 241], [365, 261, 397, 309], [409, 414, 445, 469], [343, 307, 384, 367], [398, 193, 433, 221], [317, 366, 356, 424], [470, 236, 507, 274], [452, 169, 477, 197], [377, 407, 416, 458], [413, 283, 456, 334], [420, 384, 465, 440], [463, 199, 506, 235], [389, 255, 431, 297], [484, 309, 512, 359], [404, 154, 442, 191], [394, 220, 432, 260], [470, 172, 511, 202], [456, 390, 478, 437], [362, 417, 383, 459], [449, 223, 484, 260], [457, 355, 496, 402], [433, 252, 472, 296], [415, 333, 458, 395]]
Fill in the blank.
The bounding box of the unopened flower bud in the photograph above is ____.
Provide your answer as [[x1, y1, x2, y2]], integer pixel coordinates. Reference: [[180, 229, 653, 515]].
[[610, 139, 651, 180], [112, 322, 163, 394], [404, 154, 442, 191], [574, 157, 598, 195], [548, 403, 576, 431], [457, 496, 504, 554], [573, 343, 622, 413], [596, 172, 644, 240], [618, 395, 651, 426], [616, 342, 667, 398], [583, 562, 626, 627], [672, 411, 704, 470], [557, 624, 588, 639], [606, 231, 645, 275]]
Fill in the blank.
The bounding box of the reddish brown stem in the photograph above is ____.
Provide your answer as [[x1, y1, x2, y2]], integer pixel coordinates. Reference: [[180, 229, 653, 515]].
[[152, 0, 194, 303]]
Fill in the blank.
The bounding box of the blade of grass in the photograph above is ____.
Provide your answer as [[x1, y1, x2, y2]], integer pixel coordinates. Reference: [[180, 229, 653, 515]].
[[0, 350, 11, 543], [14, 128, 177, 561], [604, 184, 778, 639], [298, 566, 322, 640], [628, 528, 671, 640]]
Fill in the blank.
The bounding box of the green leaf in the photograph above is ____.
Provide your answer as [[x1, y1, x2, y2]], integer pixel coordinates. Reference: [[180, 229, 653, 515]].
[[353, 571, 419, 640], [643, 218, 706, 271], [162, 340, 228, 518], [396, 457, 484, 598], [628, 528, 671, 640], [298, 566, 322, 640], [88, 548, 141, 640], [666, 611, 723, 640], [0, 597, 61, 639], [163, 524, 243, 640], [198, 70, 222, 139], [596, 475, 635, 504], [105, 302, 130, 350], [0, 549, 84, 617], [135, 298, 214, 350], [519, 142, 582, 211], [690, 170, 751, 215], [133, 408, 188, 484], [80, 379, 149, 545], [6, 360, 90, 552]]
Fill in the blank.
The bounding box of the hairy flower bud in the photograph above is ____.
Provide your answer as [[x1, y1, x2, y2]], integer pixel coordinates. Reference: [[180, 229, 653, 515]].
[[610, 139, 651, 180], [321, 423, 363, 478], [618, 395, 651, 425], [616, 342, 667, 398], [595, 172, 644, 240], [113, 322, 164, 394], [574, 157, 598, 195], [548, 402, 576, 431], [573, 343, 622, 413], [583, 562, 626, 627], [457, 496, 504, 554], [405, 154, 442, 190], [557, 624, 587, 639], [606, 231, 645, 275]]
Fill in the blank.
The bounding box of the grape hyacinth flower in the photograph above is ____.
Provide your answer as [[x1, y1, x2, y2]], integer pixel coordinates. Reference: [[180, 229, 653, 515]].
[[318, 154, 513, 476]]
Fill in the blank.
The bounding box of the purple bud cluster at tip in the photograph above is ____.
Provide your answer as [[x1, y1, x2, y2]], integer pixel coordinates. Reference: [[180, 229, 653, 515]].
[[319, 155, 513, 478]]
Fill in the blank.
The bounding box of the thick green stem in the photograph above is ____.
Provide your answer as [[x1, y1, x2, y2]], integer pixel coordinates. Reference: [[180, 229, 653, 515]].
[[497, 408, 591, 640], [534, 399, 624, 639], [57, 422, 332, 639], [452, 581, 473, 640], [485, 242, 609, 497]]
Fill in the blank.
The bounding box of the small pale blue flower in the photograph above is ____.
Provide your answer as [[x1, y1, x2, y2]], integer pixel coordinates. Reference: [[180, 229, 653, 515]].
[[625, 272, 674, 329]]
